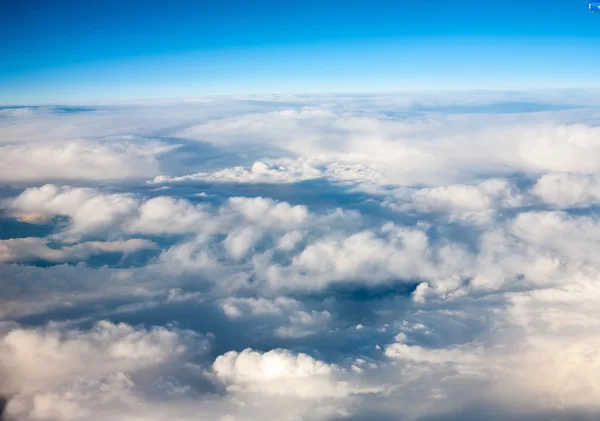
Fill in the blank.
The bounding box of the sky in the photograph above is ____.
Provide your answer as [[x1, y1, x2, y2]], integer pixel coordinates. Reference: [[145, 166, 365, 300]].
[[2, 0, 600, 104]]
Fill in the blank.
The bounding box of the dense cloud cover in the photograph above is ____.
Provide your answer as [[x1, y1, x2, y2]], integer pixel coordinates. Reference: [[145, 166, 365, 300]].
[[1, 92, 600, 420]]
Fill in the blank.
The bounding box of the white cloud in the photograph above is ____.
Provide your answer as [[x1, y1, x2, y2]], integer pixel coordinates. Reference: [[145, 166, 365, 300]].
[[275, 310, 332, 338], [277, 230, 304, 251], [221, 297, 332, 338], [212, 348, 353, 399], [4, 94, 600, 420], [221, 297, 296, 318], [222, 226, 262, 260], [0, 321, 204, 396], [1, 321, 211, 421], [0, 139, 173, 184], [515, 123, 600, 173], [392, 179, 521, 212], [380, 274, 600, 414], [168, 103, 600, 187], [0, 238, 157, 263], [533, 172, 600, 207], [262, 223, 472, 291], [5, 184, 139, 235], [3, 187, 309, 241], [225, 197, 309, 229], [125, 196, 210, 235], [467, 211, 600, 292], [153, 158, 322, 184]]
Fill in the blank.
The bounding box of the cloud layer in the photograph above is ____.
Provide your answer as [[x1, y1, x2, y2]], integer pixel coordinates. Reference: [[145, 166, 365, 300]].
[[2, 93, 600, 420]]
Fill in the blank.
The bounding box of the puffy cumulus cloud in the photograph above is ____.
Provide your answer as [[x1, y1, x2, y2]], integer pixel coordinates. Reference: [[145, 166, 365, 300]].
[[380, 234, 600, 416], [9, 372, 139, 421], [124, 196, 211, 235], [0, 321, 209, 421], [221, 297, 332, 338], [154, 212, 444, 294], [3, 185, 308, 240], [382, 178, 524, 223], [466, 211, 600, 292], [152, 158, 323, 184], [0, 321, 201, 395], [533, 172, 600, 208], [275, 310, 332, 339], [419, 179, 520, 211], [221, 296, 297, 318], [503, 316, 600, 410], [222, 226, 263, 261], [5, 184, 140, 236], [212, 348, 352, 398], [16, 182, 600, 299], [289, 228, 431, 281], [5, 93, 600, 420], [378, 279, 600, 417], [149, 199, 358, 278], [385, 327, 478, 364], [0, 322, 371, 421], [0, 138, 174, 184], [0, 237, 157, 263], [226, 196, 308, 228], [515, 123, 600, 174], [168, 102, 600, 187], [208, 348, 378, 421], [262, 223, 472, 292]]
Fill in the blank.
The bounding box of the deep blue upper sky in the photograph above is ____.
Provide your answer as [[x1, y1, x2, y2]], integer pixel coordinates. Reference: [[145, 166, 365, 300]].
[[2, 0, 600, 104]]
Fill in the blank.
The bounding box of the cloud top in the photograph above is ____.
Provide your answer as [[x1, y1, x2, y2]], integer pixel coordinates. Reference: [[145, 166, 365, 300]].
[[2, 93, 600, 421]]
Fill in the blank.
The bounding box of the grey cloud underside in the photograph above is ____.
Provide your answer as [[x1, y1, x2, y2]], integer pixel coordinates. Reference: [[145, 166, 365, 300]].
[[2, 92, 600, 420]]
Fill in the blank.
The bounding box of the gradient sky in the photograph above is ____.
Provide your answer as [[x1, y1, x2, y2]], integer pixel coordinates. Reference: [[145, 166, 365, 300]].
[[2, 0, 600, 104]]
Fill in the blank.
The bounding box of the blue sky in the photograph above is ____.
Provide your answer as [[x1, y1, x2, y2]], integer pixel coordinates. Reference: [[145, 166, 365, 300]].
[[2, 0, 600, 104]]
